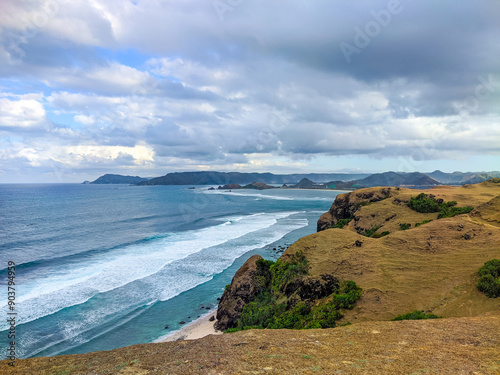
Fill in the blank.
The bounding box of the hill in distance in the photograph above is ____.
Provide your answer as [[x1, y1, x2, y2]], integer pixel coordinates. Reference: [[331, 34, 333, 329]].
[[90, 174, 150, 184]]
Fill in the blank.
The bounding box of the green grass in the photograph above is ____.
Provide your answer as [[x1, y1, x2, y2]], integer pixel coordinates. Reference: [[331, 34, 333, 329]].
[[476, 259, 500, 298], [391, 310, 441, 321]]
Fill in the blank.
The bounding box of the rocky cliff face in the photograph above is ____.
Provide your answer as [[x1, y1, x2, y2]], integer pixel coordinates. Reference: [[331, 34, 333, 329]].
[[215, 255, 263, 331], [317, 187, 395, 232]]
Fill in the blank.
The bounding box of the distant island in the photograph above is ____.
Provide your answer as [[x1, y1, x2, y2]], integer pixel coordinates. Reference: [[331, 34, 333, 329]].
[[89, 174, 150, 184], [89, 170, 500, 189]]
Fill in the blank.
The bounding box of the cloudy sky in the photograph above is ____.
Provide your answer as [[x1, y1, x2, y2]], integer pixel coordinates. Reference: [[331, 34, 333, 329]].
[[1, 0, 499, 182]]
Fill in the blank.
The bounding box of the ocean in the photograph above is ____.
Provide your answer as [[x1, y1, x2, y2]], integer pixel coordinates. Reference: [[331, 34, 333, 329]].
[[0, 183, 341, 359]]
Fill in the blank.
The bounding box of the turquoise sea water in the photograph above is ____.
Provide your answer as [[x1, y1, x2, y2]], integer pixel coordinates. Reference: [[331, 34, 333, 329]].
[[0, 184, 341, 358]]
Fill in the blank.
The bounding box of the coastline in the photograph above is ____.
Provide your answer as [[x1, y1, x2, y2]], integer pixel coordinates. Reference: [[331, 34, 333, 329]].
[[154, 311, 222, 343]]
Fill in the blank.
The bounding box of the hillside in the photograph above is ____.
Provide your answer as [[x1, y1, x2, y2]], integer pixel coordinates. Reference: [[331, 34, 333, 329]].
[[2, 180, 500, 374]]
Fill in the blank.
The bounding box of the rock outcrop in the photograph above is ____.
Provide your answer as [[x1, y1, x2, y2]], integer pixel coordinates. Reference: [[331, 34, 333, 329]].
[[284, 274, 339, 300], [215, 255, 263, 331], [317, 187, 395, 231]]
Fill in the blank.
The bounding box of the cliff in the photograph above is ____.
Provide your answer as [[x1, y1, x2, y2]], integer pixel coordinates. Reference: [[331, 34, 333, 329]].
[[215, 255, 263, 331]]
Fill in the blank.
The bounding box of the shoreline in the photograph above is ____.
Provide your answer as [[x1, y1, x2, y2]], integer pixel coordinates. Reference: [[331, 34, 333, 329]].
[[154, 311, 222, 343]]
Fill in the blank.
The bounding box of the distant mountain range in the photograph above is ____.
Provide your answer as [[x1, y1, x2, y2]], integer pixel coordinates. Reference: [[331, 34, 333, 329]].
[[89, 170, 500, 188], [133, 172, 371, 186]]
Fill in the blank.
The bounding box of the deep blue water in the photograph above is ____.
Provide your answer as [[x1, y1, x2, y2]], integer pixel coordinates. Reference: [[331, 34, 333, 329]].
[[0, 184, 341, 358]]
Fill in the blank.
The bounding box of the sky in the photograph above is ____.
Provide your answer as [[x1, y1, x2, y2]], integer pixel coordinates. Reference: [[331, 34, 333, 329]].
[[0, 0, 499, 183]]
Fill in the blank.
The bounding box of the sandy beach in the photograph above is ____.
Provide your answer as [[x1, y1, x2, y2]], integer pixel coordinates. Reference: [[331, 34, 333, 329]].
[[155, 311, 222, 342]]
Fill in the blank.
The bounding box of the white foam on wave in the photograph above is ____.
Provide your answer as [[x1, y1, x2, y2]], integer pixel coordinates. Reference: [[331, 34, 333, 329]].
[[0, 211, 300, 329], [155, 215, 309, 302], [202, 189, 294, 200]]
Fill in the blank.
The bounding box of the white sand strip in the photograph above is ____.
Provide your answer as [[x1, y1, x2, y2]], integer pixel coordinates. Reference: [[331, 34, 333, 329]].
[[155, 311, 222, 343]]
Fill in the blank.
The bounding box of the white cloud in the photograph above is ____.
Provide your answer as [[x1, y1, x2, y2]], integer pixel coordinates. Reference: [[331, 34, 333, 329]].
[[0, 97, 46, 128], [73, 114, 95, 125], [51, 63, 153, 95]]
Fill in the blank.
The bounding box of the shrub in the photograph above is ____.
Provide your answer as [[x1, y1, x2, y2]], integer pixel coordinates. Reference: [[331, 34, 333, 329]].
[[437, 205, 473, 219], [415, 219, 433, 227], [333, 280, 363, 309], [332, 216, 353, 229], [407, 193, 473, 218], [229, 253, 362, 332], [270, 250, 309, 291], [365, 225, 381, 237], [476, 259, 500, 298], [371, 231, 390, 238], [399, 223, 411, 230], [391, 310, 441, 321], [407, 193, 441, 213]]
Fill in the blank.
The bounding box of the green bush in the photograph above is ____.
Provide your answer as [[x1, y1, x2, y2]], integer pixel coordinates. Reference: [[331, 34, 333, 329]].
[[270, 250, 309, 291], [333, 280, 363, 309], [371, 231, 390, 238], [332, 216, 353, 229], [365, 225, 381, 237], [399, 223, 411, 230], [437, 205, 473, 219], [476, 259, 500, 298], [229, 253, 362, 332], [407, 193, 473, 218], [407, 193, 441, 213], [415, 219, 433, 227], [391, 310, 441, 321]]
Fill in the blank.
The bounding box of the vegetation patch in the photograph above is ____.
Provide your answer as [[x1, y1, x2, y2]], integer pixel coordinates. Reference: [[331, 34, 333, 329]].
[[227, 252, 362, 332], [476, 259, 500, 298], [371, 231, 390, 238], [365, 225, 381, 237], [399, 223, 411, 230], [331, 216, 353, 229], [407, 193, 473, 219], [415, 219, 433, 227], [391, 310, 441, 321]]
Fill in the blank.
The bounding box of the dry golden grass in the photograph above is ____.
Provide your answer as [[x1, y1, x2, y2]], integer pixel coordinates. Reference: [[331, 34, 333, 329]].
[[2, 315, 500, 374]]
